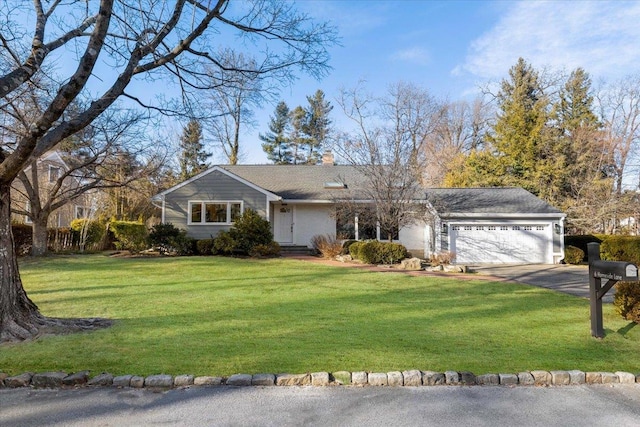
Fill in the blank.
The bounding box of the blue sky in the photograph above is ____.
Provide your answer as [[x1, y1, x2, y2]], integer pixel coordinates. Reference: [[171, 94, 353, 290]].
[[231, 0, 640, 164]]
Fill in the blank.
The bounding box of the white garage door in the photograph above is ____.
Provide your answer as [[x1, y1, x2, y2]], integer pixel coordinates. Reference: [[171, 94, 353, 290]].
[[450, 224, 549, 264]]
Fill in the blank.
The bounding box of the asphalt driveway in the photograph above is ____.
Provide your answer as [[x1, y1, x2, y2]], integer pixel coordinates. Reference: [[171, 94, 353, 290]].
[[470, 264, 605, 301]]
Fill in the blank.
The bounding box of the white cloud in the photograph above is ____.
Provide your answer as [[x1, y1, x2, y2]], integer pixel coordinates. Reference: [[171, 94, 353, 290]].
[[458, 1, 640, 82], [391, 47, 430, 65]]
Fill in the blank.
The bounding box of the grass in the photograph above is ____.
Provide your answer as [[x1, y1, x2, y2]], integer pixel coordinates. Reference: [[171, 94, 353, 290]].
[[1, 255, 639, 377]]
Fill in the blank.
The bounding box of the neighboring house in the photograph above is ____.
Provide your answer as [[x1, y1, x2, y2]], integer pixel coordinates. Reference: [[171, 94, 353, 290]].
[[11, 150, 96, 227], [152, 158, 566, 264]]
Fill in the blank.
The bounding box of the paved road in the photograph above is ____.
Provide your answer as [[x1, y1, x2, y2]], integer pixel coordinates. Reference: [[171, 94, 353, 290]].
[[2, 384, 640, 426], [470, 264, 605, 300]]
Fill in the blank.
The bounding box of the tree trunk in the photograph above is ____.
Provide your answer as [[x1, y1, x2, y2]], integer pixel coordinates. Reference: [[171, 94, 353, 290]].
[[0, 182, 43, 341], [31, 216, 49, 256], [0, 183, 112, 342]]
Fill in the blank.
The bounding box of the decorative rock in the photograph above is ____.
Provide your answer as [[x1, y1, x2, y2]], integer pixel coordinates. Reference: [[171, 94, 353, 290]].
[[444, 371, 459, 385], [476, 374, 499, 386], [335, 255, 352, 263], [460, 371, 476, 385], [130, 376, 145, 388], [88, 373, 114, 386], [428, 265, 444, 272], [400, 257, 422, 270], [352, 371, 368, 386], [499, 374, 518, 386], [332, 371, 352, 385], [585, 372, 602, 384], [616, 372, 636, 384], [531, 370, 551, 386], [550, 371, 570, 386], [194, 376, 223, 386], [63, 371, 90, 386], [387, 371, 403, 387], [568, 370, 585, 385], [368, 373, 388, 386], [275, 373, 311, 386], [637, 374, 640, 383], [226, 374, 252, 386], [311, 372, 330, 386], [517, 372, 535, 385], [601, 372, 618, 384], [402, 370, 422, 386], [251, 374, 275, 386], [144, 374, 174, 388], [5, 373, 33, 388], [174, 374, 195, 387], [443, 265, 465, 273], [113, 375, 133, 388], [32, 372, 67, 388], [423, 371, 446, 386]]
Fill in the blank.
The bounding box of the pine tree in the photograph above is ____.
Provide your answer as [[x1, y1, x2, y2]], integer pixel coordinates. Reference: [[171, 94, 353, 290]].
[[260, 101, 293, 164], [304, 89, 333, 164], [179, 119, 211, 180]]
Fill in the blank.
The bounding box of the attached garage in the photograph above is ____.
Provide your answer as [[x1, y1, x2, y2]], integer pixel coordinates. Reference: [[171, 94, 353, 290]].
[[425, 188, 565, 264]]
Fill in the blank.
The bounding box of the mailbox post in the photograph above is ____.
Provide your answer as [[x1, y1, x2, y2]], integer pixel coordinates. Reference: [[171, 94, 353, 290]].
[[587, 242, 638, 338]]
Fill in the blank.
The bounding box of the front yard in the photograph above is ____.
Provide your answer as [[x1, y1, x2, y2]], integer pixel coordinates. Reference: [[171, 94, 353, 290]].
[[1, 255, 639, 376]]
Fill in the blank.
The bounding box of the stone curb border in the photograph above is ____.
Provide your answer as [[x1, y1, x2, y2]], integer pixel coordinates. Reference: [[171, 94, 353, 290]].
[[1, 369, 639, 389]]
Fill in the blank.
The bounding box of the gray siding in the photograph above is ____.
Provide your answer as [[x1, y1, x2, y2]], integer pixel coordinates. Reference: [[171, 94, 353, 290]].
[[163, 170, 268, 240]]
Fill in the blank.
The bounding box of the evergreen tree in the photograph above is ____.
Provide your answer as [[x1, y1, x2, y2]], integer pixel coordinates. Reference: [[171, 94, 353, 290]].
[[289, 105, 309, 164], [260, 101, 293, 164], [179, 119, 211, 180], [304, 89, 333, 164]]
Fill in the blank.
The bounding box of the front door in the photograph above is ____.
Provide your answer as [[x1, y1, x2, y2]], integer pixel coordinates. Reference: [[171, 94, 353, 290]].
[[274, 206, 293, 244]]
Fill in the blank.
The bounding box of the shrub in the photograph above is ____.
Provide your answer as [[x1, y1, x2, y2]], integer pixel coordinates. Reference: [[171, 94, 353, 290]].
[[348, 240, 408, 264], [249, 242, 281, 257], [196, 239, 215, 255], [614, 281, 640, 323], [600, 236, 640, 265], [148, 223, 195, 255], [564, 235, 603, 261], [213, 231, 235, 255], [429, 251, 456, 265], [109, 220, 148, 252], [341, 239, 358, 255], [563, 245, 584, 264], [70, 219, 106, 249], [228, 209, 273, 255], [311, 234, 343, 258]]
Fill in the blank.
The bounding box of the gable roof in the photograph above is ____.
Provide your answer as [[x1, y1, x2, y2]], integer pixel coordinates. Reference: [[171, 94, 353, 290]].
[[220, 165, 366, 200], [425, 187, 564, 216]]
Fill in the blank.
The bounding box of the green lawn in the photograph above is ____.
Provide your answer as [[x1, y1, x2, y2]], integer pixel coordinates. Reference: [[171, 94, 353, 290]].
[[1, 255, 638, 376]]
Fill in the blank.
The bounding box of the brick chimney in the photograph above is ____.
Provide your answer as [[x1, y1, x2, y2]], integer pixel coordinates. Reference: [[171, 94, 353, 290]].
[[322, 150, 334, 166]]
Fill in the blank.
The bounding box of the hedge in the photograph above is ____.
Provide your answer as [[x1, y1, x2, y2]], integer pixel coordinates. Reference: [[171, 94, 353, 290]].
[[349, 240, 408, 264]]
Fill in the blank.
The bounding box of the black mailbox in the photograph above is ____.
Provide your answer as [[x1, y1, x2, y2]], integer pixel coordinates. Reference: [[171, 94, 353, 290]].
[[587, 242, 639, 338], [591, 260, 638, 281]]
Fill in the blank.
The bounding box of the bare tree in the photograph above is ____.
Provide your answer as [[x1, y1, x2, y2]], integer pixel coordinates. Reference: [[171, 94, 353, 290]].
[[334, 82, 438, 241], [597, 75, 640, 195], [0, 0, 336, 342], [422, 97, 491, 186], [204, 51, 265, 165]]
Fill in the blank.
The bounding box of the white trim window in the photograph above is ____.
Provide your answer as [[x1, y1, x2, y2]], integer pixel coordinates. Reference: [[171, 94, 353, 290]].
[[48, 165, 61, 183], [189, 201, 243, 225], [24, 201, 32, 224]]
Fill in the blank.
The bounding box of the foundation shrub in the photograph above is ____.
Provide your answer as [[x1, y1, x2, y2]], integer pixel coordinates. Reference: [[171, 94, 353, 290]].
[[228, 209, 273, 255], [563, 245, 585, 264], [213, 231, 235, 255], [614, 281, 640, 323], [248, 242, 281, 257], [148, 223, 196, 255], [109, 220, 148, 252], [341, 239, 358, 255], [311, 234, 342, 258], [349, 240, 408, 264], [196, 238, 215, 255]]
